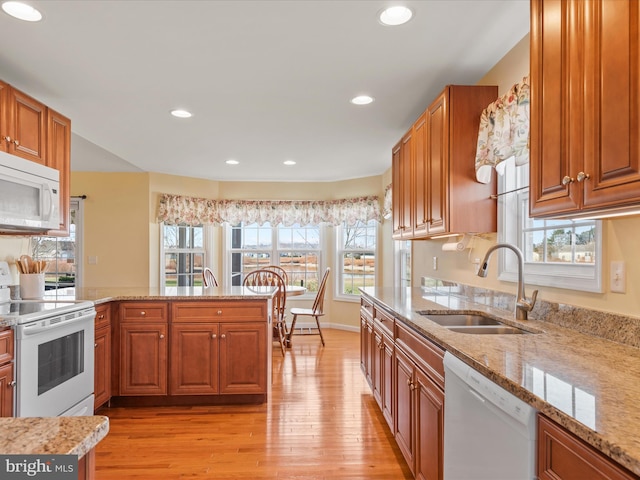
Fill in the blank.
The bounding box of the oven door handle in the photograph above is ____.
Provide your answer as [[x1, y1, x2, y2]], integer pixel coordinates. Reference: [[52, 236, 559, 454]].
[[20, 312, 95, 336]]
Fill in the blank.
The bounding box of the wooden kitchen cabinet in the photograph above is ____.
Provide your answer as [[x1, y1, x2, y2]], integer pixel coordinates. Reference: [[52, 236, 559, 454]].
[[45, 108, 71, 235], [360, 297, 374, 387], [0, 328, 15, 417], [0, 84, 47, 164], [392, 85, 497, 239], [530, 0, 640, 218], [93, 303, 111, 410], [171, 301, 268, 396], [537, 414, 640, 480], [373, 306, 395, 430], [118, 302, 169, 396]]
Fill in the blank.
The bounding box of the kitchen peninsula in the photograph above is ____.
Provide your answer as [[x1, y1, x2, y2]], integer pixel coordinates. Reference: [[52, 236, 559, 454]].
[[360, 283, 640, 479], [43, 286, 277, 408]]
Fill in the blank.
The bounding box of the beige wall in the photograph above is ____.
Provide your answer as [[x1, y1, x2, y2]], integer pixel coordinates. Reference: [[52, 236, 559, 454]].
[[410, 33, 640, 319]]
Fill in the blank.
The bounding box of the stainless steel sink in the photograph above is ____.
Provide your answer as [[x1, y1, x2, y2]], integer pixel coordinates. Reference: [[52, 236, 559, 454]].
[[418, 313, 502, 327], [416, 311, 533, 334], [447, 325, 529, 335]]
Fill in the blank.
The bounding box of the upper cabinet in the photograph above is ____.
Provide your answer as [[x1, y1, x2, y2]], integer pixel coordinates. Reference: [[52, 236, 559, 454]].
[[530, 0, 640, 218], [0, 79, 71, 235], [392, 85, 498, 240]]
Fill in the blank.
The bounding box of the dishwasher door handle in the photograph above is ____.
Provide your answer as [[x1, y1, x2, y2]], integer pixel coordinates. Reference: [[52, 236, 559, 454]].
[[468, 388, 486, 404]]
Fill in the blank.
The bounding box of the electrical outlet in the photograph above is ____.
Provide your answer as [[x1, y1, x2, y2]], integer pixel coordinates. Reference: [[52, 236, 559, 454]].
[[610, 261, 626, 293], [433, 256, 438, 271], [88, 256, 98, 265]]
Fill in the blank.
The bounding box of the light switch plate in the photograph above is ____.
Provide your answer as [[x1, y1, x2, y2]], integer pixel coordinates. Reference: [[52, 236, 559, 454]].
[[610, 261, 626, 293]]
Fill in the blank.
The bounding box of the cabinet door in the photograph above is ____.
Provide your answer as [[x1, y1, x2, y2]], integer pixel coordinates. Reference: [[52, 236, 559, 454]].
[[94, 324, 111, 410], [120, 322, 168, 395], [413, 112, 428, 237], [219, 323, 267, 394], [360, 315, 368, 378], [426, 91, 447, 235], [395, 347, 416, 474], [538, 415, 638, 480], [381, 334, 394, 431], [581, 0, 640, 211], [372, 328, 383, 408], [415, 368, 444, 480], [0, 81, 8, 153], [8, 87, 47, 164], [170, 323, 219, 395], [0, 362, 14, 417], [46, 108, 71, 235]]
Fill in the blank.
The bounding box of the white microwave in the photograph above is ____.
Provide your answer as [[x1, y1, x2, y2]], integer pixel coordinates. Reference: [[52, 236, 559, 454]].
[[0, 150, 60, 233]]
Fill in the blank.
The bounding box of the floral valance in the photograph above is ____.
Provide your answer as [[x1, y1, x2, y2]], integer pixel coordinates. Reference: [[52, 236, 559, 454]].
[[475, 75, 530, 184], [158, 194, 381, 227]]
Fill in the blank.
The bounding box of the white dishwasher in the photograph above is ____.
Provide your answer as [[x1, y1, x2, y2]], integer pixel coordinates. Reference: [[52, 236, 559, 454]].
[[443, 352, 537, 480]]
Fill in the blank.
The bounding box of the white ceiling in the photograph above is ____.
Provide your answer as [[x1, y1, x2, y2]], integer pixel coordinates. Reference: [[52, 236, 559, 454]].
[[0, 0, 529, 183]]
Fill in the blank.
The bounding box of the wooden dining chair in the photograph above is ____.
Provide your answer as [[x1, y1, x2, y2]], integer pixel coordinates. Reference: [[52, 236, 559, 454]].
[[288, 267, 330, 347], [243, 269, 287, 356], [263, 265, 289, 285], [202, 267, 218, 287]]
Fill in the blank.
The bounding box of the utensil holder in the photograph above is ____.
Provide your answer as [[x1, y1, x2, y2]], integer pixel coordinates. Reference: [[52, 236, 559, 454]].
[[20, 273, 45, 300]]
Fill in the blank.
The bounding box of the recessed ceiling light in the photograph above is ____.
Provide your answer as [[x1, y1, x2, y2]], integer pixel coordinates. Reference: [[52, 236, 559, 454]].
[[350, 95, 375, 106], [379, 5, 413, 26], [225, 159, 239, 165], [283, 160, 296, 166], [170, 109, 192, 118], [2, 1, 42, 22]]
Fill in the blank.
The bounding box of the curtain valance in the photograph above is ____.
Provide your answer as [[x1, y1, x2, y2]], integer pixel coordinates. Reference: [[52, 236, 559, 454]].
[[158, 194, 381, 227], [475, 75, 530, 184]]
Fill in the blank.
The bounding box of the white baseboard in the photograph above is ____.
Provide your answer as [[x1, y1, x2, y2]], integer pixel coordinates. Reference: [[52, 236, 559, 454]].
[[287, 322, 359, 333]]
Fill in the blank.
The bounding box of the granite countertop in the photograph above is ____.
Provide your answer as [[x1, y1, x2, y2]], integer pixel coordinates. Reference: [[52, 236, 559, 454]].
[[0, 415, 109, 457], [360, 286, 640, 477]]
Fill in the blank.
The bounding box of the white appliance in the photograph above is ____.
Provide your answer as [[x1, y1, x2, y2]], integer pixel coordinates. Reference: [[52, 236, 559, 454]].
[[443, 352, 537, 480], [0, 150, 60, 233], [0, 262, 95, 417]]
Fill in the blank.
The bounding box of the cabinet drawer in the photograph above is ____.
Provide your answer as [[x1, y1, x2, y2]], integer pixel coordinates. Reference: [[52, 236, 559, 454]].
[[0, 328, 13, 365], [94, 303, 111, 329], [396, 322, 444, 389], [361, 296, 374, 320], [172, 301, 267, 323], [120, 302, 168, 322], [373, 307, 394, 339]]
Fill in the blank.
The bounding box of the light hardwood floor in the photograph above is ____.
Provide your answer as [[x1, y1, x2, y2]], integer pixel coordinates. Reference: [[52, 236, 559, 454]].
[[95, 329, 412, 479]]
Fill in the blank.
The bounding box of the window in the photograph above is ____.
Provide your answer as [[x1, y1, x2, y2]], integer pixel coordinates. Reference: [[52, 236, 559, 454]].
[[226, 222, 322, 291], [337, 219, 377, 298], [30, 198, 83, 290], [161, 224, 206, 287], [498, 159, 602, 292], [395, 240, 411, 287]]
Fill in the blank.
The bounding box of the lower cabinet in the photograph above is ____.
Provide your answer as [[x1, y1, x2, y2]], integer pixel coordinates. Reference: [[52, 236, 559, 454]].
[[94, 303, 111, 410], [361, 297, 444, 480], [538, 414, 640, 480], [114, 300, 269, 404], [0, 328, 14, 417]]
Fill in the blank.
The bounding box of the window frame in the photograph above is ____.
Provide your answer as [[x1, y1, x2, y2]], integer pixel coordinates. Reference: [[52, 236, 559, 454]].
[[223, 222, 323, 297], [497, 159, 603, 293], [335, 219, 378, 302], [160, 223, 212, 288]]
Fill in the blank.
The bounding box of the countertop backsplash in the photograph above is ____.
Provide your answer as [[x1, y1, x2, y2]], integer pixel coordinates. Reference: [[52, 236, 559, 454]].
[[421, 276, 640, 349]]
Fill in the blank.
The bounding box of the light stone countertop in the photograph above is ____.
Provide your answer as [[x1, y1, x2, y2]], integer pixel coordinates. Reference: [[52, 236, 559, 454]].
[[360, 286, 640, 477], [0, 415, 109, 457]]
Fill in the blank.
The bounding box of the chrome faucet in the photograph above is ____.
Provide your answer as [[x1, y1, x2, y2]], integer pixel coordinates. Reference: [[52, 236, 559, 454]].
[[477, 243, 538, 320]]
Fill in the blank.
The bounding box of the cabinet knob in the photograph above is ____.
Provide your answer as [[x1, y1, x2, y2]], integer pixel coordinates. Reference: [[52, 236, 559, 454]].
[[13, 139, 19, 146], [562, 176, 574, 185], [140, 311, 146, 316], [9, 380, 16, 387], [217, 310, 223, 315], [406, 378, 412, 386], [577, 171, 591, 182], [211, 333, 217, 339], [220, 334, 226, 339], [98, 314, 105, 320], [3, 136, 10, 143], [159, 334, 165, 339], [94, 343, 98, 348]]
